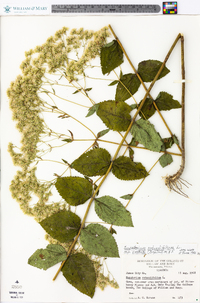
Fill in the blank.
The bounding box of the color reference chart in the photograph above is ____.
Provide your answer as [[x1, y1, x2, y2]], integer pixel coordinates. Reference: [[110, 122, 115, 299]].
[[163, 2, 177, 14]]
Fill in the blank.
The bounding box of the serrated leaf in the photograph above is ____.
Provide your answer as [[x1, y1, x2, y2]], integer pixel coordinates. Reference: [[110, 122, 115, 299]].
[[71, 148, 111, 176], [108, 80, 119, 86], [97, 100, 132, 131], [156, 92, 181, 111], [159, 153, 173, 167], [62, 253, 96, 298], [100, 40, 123, 75], [115, 73, 141, 102], [39, 210, 81, 242], [120, 194, 133, 200], [80, 224, 119, 257], [95, 195, 133, 227], [138, 97, 156, 119], [97, 129, 110, 138], [55, 177, 93, 206], [112, 156, 148, 180], [131, 119, 163, 152], [86, 103, 99, 117], [28, 244, 66, 270], [138, 60, 170, 82]]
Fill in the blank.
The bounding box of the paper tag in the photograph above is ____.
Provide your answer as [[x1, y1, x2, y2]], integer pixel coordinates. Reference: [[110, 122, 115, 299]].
[[122, 244, 199, 302]]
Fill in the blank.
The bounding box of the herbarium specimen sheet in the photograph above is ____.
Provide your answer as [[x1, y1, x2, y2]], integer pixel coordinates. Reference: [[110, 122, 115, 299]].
[[1, 15, 200, 303]]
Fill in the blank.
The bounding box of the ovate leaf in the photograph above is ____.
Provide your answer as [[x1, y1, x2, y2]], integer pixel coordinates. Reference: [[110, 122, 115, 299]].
[[39, 210, 81, 242], [138, 97, 156, 119], [86, 103, 100, 117], [55, 177, 93, 206], [95, 195, 133, 227], [100, 40, 123, 75], [80, 224, 119, 257], [97, 100, 132, 131], [71, 148, 111, 176], [159, 153, 173, 167], [155, 92, 181, 111], [112, 156, 148, 180], [131, 119, 163, 152], [62, 253, 96, 298], [138, 60, 170, 82], [28, 244, 66, 270], [115, 73, 141, 102]]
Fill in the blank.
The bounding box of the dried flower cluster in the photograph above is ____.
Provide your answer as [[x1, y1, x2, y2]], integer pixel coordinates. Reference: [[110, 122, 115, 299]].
[[8, 25, 109, 219]]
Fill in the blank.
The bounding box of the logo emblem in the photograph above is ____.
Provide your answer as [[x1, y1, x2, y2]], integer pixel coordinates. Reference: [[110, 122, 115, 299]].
[[4, 5, 11, 13]]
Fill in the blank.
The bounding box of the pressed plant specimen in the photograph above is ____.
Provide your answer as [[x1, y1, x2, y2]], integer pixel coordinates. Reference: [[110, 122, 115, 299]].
[[7, 24, 187, 298]]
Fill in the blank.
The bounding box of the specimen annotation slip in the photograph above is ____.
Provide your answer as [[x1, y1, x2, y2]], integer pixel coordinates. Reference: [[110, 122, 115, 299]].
[[122, 244, 199, 302]]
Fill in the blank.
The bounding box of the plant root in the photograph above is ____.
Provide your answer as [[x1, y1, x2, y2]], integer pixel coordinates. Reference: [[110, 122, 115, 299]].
[[164, 166, 191, 198]]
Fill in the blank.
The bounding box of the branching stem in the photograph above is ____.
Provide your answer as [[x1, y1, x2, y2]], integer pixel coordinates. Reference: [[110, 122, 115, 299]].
[[53, 32, 180, 281], [109, 24, 182, 153]]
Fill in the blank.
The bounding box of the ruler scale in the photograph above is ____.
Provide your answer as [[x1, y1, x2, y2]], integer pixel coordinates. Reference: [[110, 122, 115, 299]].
[[51, 4, 161, 14]]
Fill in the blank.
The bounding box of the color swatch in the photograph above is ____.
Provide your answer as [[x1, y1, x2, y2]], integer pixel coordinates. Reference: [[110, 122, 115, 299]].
[[163, 2, 177, 14]]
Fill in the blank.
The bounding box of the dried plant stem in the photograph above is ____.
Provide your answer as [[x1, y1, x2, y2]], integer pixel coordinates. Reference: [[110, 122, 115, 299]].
[[165, 35, 190, 198], [109, 24, 182, 153], [53, 30, 181, 281]]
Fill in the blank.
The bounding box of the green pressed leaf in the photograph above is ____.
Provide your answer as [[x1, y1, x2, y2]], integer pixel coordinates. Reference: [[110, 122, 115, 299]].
[[120, 194, 133, 200], [162, 137, 175, 150], [156, 92, 181, 111], [85, 87, 92, 92], [62, 253, 96, 298], [97, 100, 132, 131], [80, 224, 119, 257], [95, 195, 133, 227], [28, 244, 66, 270], [39, 210, 81, 242], [112, 156, 148, 180], [129, 147, 134, 160], [159, 153, 173, 167], [86, 103, 100, 117], [55, 177, 93, 206], [138, 97, 156, 119], [73, 88, 82, 94], [173, 134, 179, 145], [100, 40, 123, 75], [62, 138, 73, 143], [115, 73, 141, 102], [97, 129, 110, 138], [138, 60, 170, 82], [71, 148, 111, 176], [110, 227, 117, 234], [130, 104, 137, 110], [108, 80, 119, 86], [131, 119, 163, 152]]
